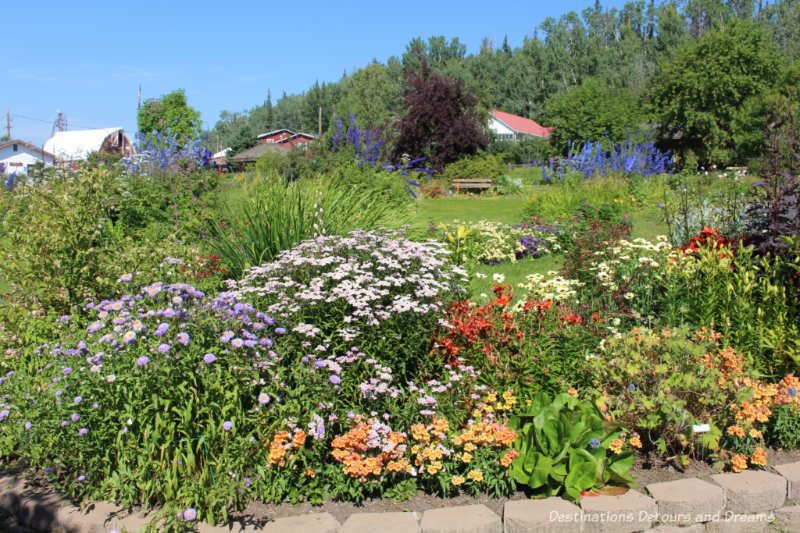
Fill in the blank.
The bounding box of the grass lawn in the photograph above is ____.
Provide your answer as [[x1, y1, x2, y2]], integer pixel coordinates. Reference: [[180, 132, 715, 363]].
[[411, 191, 669, 299]]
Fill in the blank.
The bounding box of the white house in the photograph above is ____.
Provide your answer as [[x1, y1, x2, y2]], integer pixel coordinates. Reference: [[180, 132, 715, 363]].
[[488, 110, 554, 141], [44, 127, 135, 163], [0, 140, 55, 174]]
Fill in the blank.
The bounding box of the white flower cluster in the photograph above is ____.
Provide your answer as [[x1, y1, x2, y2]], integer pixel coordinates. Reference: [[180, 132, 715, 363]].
[[515, 271, 584, 304]]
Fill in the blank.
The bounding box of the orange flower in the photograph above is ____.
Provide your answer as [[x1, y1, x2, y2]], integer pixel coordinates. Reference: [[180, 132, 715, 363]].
[[751, 447, 767, 467], [629, 436, 642, 449], [461, 452, 473, 464], [304, 467, 316, 478], [501, 449, 520, 467], [467, 469, 483, 482], [451, 475, 465, 486], [464, 442, 477, 452], [727, 425, 745, 438], [291, 429, 307, 449], [749, 428, 763, 439], [609, 439, 624, 454], [731, 454, 748, 473], [567, 387, 578, 398]]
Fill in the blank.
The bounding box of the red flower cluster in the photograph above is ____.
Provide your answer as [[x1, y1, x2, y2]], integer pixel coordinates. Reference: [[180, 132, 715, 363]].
[[681, 227, 739, 258], [435, 285, 522, 366]]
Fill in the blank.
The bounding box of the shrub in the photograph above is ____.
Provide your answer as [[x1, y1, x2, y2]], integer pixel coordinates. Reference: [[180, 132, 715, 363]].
[[589, 327, 800, 471], [443, 155, 503, 187], [224, 228, 467, 381], [436, 219, 560, 266]]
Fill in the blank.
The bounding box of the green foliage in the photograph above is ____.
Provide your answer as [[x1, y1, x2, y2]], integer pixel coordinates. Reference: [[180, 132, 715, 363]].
[[544, 78, 645, 154], [138, 89, 202, 144], [767, 404, 800, 449], [649, 19, 784, 166], [442, 155, 502, 184], [523, 177, 635, 223], [509, 392, 635, 502], [205, 175, 411, 279]]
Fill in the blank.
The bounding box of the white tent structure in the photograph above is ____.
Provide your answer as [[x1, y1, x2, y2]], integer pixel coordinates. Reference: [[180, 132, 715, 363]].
[[44, 127, 134, 162]]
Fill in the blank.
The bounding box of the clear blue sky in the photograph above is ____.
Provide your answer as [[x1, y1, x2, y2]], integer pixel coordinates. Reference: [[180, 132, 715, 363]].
[[3, 0, 631, 146]]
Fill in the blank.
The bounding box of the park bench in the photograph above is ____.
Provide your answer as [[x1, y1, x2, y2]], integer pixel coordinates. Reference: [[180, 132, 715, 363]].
[[452, 178, 493, 193]]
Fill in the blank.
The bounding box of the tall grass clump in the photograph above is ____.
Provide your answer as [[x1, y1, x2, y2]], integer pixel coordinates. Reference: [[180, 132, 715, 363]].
[[207, 176, 413, 279]]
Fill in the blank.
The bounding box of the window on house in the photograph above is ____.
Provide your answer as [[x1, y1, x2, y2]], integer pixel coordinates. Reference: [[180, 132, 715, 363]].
[[13, 144, 18, 152]]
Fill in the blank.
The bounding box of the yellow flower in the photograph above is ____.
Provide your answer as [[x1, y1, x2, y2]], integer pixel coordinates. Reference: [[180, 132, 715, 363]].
[[727, 425, 746, 438], [567, 387, 578, 398], [464, 442, 477, 452], [609, 439, 624, 454], [629, 436, 642, 449], [749, 428, 763, 439], [452, 475, 465, 486], [461, 453, 473, 464], [467, 469, 483, 483]]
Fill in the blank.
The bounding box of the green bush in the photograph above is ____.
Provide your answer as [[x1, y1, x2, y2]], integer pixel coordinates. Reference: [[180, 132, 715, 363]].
[[443, 155, 503, 184]]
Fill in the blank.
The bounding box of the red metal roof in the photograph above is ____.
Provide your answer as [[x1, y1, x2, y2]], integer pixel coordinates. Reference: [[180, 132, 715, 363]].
[[490, 110, 554, 138]]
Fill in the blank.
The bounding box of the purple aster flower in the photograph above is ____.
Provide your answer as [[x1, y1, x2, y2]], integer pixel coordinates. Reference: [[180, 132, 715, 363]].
[[78, 428, 88, 436], [589, 438, 601, 449], [788, 386, 798, 398], [61, 420, 69, 427], [137, 356, 150, 367], [258, 392, 270, 404], [158, 344, 170, 353], [183, 508, 197, 521], [154, 323, 169, 337], [231, 338, 244, 348], [55, 389, 63, 397], [628, 384, 636, 391], [62, 367, 72, 375], [74, 396, 82, 404], [275, 327, 286, 334], [24, 421, 32, 430], [70, 413, 80, 422], [77, 475, 86, 481], [45, 468, 53, 474], [0, 410, 9, 422], [92, 402, 99, 409], [329, 375, 341, 385], [59, 315, 70, 323], [244, 477, 251, 488], [203, 353, 216, 364], [222, 420, 233, 431], [122, 331, 136, 344], [177, 332, 189, 345]]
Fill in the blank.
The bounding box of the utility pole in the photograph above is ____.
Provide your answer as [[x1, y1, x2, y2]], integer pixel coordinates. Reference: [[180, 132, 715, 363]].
[[318, 106, 322, 140], [6, 110, 10, 139]]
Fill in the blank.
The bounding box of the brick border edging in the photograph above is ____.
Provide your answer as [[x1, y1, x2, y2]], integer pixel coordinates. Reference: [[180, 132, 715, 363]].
[[1, 462, 799, 533]]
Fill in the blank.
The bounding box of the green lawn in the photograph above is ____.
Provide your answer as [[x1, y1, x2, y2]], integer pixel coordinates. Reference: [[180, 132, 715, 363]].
[[410, 191, 668, 300]]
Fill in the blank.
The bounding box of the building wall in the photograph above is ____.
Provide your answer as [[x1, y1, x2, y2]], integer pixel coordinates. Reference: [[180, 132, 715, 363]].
[[259, 132, 292, 144], [488, 117, 516, 141], [0, 144, 54, 174]]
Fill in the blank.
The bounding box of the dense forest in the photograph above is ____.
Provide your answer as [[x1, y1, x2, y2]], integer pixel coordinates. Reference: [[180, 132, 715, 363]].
[[207, 0, 800, 166]]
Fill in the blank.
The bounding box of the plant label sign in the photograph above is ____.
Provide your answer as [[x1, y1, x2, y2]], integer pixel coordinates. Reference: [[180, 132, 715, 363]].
[[692, 423, 711, 433]]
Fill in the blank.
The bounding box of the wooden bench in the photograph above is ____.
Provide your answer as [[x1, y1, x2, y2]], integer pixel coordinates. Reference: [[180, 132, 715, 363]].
[[452, 178, 493, 192]]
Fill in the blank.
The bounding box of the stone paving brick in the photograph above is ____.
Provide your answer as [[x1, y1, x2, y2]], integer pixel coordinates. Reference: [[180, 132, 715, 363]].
[[775, 462, 800, 503], [580, 490, 658, 533], [504, 497, 582, 533], [711, 470, 786, 513], [641, 525, 704, 533], [341, 511, 420, 533], [420, 504, 502, 533], [773, 505, 800, 532], [702, 512, 775, 533], [259, 512, 340, 533], [645, 477, 724, 526]]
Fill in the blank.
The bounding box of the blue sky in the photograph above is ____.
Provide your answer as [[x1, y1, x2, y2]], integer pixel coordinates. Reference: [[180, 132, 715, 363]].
[[4, 0, 631, 146]]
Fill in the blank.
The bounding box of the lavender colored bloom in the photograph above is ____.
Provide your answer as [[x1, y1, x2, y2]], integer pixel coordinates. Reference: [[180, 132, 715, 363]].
[[24, 421, 32, 430], [258, 392, 270, 404], [329, 375, 341, 385], [70, 413, 80, 422], [61, 420, 69, 427], [77, 475, 86, 481], [628, 384, 636, 391], [274, 327, 286, 334], [244, 477, 251, 488], [789, 386, 798, 398], [92, 402, 99, 409], [78, 428, 88, 436], [231, 338, 244, 348], [154, 323, 169, 337], [137, 356, 150, 367], [177, 332, 189, 345], [59, 315, 70, 323], [589, 438, 601, 449], [158, 344, 170, 353], [183, 508, 197, 521], [203, 353, 216, 364], [74, 396, 82, 404], [0, 410, 9, 422], [55, 389, 63, 397], [62, 367, 72, 375], [222, 420, 233, 431]]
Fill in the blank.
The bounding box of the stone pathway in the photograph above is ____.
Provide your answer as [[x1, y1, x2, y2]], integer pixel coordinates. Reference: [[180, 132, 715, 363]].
[[1, 463, 799, 532]]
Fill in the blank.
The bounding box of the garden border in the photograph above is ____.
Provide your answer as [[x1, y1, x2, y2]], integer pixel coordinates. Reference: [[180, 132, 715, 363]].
[[1, 462, 799, 532]]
